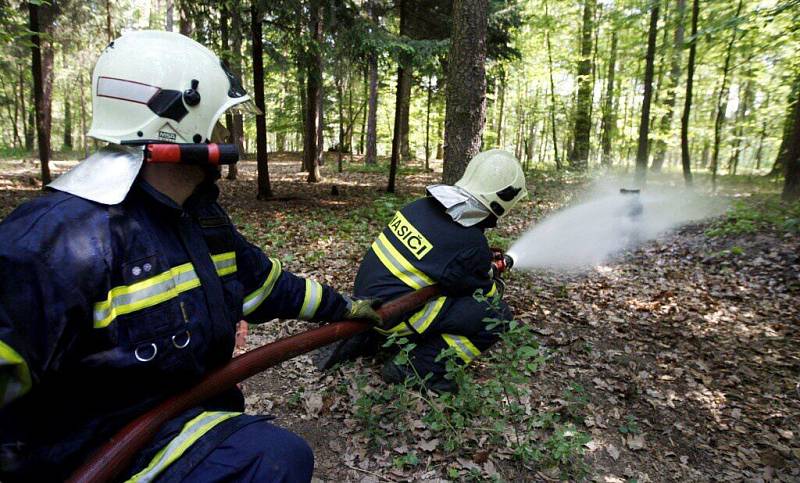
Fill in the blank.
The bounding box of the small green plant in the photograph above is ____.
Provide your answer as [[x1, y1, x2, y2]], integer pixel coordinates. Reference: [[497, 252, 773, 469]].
[[353, 291, 589, 478], [706, 197, 800, 237], [618, 415, 640, 435], [392, 452, 420, 469]]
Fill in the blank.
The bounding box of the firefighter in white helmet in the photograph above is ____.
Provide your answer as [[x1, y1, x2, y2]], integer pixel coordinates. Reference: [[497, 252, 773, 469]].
[[0, 31, 381, 482], [317, 149, 527, 393]]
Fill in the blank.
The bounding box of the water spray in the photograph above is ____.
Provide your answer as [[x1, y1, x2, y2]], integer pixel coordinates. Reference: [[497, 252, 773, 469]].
[[505, 183, 723, 272]]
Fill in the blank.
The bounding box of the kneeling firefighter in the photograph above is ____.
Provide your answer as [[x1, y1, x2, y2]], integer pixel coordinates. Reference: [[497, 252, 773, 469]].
[[0, 31, 381, 482], [317, 150, 527, 393]]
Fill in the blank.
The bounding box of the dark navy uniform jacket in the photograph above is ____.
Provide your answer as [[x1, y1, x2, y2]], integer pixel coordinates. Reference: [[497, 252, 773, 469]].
[[353, 197, 507, 345], [0, 179, 348, 481]]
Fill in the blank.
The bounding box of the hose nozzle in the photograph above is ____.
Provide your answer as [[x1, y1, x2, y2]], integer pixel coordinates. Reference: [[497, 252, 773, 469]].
[[491, 251, 514, 274]]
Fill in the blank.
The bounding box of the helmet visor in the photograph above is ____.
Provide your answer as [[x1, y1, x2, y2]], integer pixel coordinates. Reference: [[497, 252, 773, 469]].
[[228, 98, 263, 117]]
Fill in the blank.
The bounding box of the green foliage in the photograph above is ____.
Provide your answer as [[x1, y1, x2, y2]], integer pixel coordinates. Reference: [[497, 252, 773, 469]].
[[618, 415, 641, 435], [353, 291, 590, 478], [706, 196, 800, 236]]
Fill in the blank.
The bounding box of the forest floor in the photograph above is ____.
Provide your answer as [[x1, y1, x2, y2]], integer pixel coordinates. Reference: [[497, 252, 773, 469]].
[[1, 153, 799, 482]]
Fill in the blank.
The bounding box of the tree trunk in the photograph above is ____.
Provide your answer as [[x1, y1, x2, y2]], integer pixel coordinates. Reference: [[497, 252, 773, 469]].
[[634, 2, 660, 186], [710, 0, 744, 191], [316, 86, 324, 166], [29, 2, 54, 186], [26, 89, 35, 152], [106, 0, 114, 41], [359, 66, 367, 155], [179, 0, 192, 36], [165, 0, 174, 31], [366, 37, 379, 164], [600, 29, 618, 167], [754, 93, 770, 171], [19, 66, 31, 151], [80, 72, 89, 157], [436, 113, 444, 159], [495, 67, 506, 147], [545, 0, 560, 170], [226, 5, 244, 180], [304, 0, 322, 183], [337, 73, 345, 172], [399, 69, 412, 161], [252, 3, 272, 199], [727, 80, 751, 175], [388, 64, 408, 192], [425, 76, 433, 169], [680, 0, 699, 186], [770, 76, 800, 177], [568, 0, 595, 171], [442, 0, 488, 184], [63, 95, 72, 150], [782, 70, 800, 200], [652, 0, 686, 172]]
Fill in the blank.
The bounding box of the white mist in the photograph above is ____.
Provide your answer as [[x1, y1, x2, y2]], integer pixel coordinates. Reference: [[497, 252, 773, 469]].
[[506, 183, 725, 271]]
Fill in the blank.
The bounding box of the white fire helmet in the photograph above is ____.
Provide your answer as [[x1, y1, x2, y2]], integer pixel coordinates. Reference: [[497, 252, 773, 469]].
[[88, 30, 255, 145], [49, 31, 255, 205], [455, 149, 528, 218]]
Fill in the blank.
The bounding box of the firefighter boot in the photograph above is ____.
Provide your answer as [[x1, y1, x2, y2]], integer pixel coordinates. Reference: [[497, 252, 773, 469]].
[[313, 331, 382, 371]]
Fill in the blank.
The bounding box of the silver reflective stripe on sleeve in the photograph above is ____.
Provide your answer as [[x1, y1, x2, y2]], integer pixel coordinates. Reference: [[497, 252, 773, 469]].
[[298, 279, 323, 320], [409, 296, 446, 333], [211, 252, 237, 277], [126, 411, 241, 483], [442, 334, 481, 363], [242, 258, 282, 316]]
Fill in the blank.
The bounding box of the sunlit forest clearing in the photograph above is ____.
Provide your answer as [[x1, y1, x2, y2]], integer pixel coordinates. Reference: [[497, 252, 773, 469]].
[[1, 0, 799, 481]]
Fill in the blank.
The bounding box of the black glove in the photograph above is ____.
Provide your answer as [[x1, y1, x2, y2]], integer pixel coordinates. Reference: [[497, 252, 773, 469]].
[[344, 297, 383, 325]]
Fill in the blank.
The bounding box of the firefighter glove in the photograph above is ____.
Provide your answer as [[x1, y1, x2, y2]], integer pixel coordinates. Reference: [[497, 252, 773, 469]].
[[344, 297, 383, 325]]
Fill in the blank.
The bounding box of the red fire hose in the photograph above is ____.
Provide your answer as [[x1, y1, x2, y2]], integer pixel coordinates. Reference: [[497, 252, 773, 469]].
[[68, 285, 441, 483]]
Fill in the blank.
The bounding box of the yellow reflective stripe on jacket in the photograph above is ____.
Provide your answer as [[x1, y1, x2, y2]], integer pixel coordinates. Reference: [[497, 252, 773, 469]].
[[126, 411, 240, 483], [408, 296, 446, 333], [0, 340, 32, 407], [486, 282, 497, 298], [371, 233, 435, 290], [298, 279, 323, 319], [442, 334, 481, 363], [373, 295, 446, 336], [242, 257, 282, 316], [93, 252, 237, 329], [212, 251, 237, 277]]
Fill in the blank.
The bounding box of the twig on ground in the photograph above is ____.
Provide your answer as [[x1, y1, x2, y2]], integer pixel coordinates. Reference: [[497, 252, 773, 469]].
[[344, 463, 394, 481]]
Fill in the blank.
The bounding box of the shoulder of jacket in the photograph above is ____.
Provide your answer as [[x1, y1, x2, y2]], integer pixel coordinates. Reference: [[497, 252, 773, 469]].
[[1, 192, 112, 256]]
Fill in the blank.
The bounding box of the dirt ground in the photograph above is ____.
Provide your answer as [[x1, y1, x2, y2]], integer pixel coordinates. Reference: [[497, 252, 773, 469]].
[[1, 154, 798, 482]]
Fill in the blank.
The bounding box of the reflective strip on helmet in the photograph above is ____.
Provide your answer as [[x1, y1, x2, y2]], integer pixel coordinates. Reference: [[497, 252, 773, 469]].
[[93, 252, 237, 328], [442, 334, 481, 363], [96, 76, 160, 105], [126, 411, 241, 483], [298, 279, 323, 320], [371, 233, 434, 290], [242, 258, 281, 316], [0, 341, 32, 407]]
